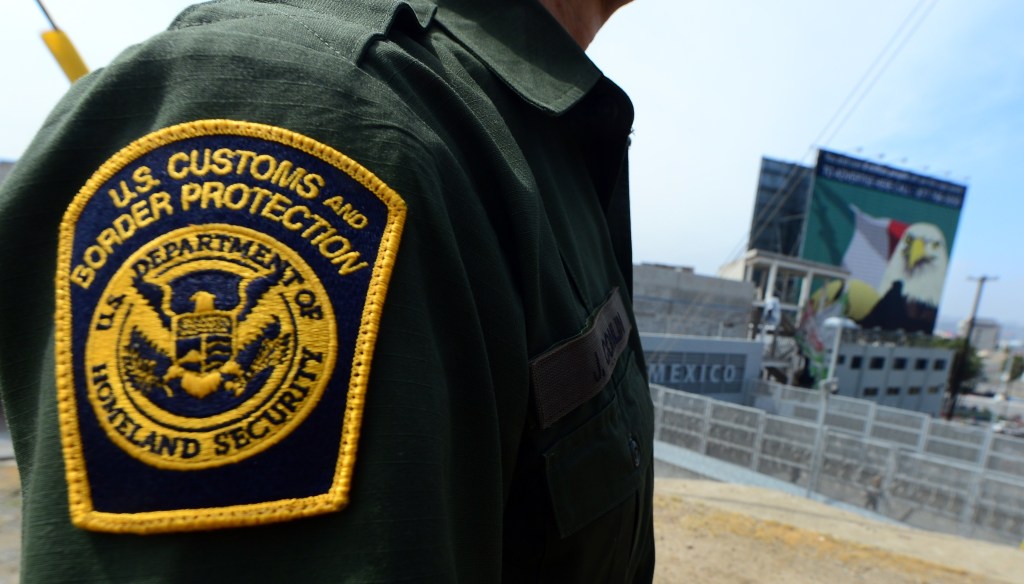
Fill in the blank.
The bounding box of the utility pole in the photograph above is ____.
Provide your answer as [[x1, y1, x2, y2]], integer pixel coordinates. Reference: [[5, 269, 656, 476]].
[[945, 275, 997, 420]]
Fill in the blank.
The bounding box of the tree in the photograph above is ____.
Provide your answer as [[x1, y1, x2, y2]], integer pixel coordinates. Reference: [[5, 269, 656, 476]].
[[930, 337, 982, 389], [1009, 355, 1024, 381]]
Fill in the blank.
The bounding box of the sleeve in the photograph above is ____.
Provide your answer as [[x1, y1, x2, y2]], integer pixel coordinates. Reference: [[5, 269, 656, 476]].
[[0, 13, 530, 583]]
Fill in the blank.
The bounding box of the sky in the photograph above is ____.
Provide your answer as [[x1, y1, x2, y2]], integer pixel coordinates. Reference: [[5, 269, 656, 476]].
[[2, 0, 1022, 332]]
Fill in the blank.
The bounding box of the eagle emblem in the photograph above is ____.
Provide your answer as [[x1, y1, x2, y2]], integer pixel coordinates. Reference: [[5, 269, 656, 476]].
[[82, 224, 337, 469], [124, 261, 293, 413]]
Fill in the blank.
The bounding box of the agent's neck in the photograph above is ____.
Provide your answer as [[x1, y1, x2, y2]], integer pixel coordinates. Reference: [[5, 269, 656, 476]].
[[538, 0, 627, 49]]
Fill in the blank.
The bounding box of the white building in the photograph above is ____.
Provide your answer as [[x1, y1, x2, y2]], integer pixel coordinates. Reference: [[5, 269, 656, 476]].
[[958, 318, 1000, 352], [717, 249, 850, 331], [830, 334, 953, 416]]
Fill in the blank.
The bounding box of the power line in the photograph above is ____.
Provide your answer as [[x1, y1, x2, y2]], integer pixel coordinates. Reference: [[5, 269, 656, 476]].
[[665, 1, 943, 353], [814, 0, 938, 148], [821, 0, 940, 148], [728, 0, 940, 267]]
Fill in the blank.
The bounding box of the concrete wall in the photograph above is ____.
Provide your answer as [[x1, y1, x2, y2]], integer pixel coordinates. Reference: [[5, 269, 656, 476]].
[[640, 333, 763, 404], [632, 264, 755, 338]]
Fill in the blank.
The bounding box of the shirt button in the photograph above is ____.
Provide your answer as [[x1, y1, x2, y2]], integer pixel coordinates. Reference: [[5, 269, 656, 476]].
[[629, 435, 641, 468]]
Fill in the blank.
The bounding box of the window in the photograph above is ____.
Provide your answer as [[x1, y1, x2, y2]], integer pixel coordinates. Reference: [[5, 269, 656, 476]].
[[886, 387, 900, 396], [933, 359, 948, 370], [850, 356, 863, 369], [893, 358, 907, 370], [914, 358, 928, 370], [863, 387, 879, 397], [869, 357, 885, 370], [908, 386, 922, 395], [837, 354, 846, 365], [927, 386, 941, 394]]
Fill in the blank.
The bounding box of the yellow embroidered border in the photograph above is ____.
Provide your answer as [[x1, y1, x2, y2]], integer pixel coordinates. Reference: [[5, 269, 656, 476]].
[[56, 119, 407, 533]]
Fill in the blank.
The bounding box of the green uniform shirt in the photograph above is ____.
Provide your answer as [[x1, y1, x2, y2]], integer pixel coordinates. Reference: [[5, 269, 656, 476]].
[[0, 0, 655, 581]]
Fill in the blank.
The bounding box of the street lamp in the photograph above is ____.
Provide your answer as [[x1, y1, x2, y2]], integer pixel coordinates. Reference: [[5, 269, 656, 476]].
[[807, 316, 858, 498], [822, 316, 859, 392]]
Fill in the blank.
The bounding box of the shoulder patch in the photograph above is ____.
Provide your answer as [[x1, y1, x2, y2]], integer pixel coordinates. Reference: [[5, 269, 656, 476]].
[[55, 119, 406, 533]]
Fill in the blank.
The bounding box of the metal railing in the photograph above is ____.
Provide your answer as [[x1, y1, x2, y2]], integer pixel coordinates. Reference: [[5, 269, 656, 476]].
[[652, 382, 1024, 546]]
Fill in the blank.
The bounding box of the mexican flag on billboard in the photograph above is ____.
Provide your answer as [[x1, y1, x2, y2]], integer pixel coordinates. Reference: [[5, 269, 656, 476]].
[[795, 282, 848, 386], [800, 150, 966, 334]]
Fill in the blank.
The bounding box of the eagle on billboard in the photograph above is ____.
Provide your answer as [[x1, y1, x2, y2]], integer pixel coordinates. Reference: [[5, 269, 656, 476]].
[[796, 150, 965, 385], [840, 204, 949, 333]]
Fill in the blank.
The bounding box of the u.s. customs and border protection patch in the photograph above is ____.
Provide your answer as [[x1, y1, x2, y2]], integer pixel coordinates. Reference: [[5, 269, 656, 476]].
[[55, 120, 406, 533]]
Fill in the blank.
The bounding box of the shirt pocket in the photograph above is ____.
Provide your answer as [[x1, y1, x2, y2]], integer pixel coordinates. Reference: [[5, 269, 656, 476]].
[[542, 355, 648, 538]]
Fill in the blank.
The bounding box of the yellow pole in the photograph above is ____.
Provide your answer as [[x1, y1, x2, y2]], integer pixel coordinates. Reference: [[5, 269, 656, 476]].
[[36, 0, 89, 83], [41, 29, 89, 82]]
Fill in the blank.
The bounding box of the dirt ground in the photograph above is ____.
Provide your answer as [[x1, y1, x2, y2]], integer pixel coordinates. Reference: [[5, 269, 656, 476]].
[[0, 462, 19, 584], [654, 479, 1023, 584], [0, 463, 1020, 583]]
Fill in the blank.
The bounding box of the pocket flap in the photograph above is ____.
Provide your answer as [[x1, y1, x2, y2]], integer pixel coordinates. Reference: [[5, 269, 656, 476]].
[[543, 394, 644, 538]]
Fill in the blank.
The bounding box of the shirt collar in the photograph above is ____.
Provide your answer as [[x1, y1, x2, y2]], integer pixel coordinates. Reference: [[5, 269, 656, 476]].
[[434, 0, 603, 115]]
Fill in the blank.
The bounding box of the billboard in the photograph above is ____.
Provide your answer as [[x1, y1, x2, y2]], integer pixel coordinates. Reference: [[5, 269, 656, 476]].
[[800, 150, 965, 334]]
